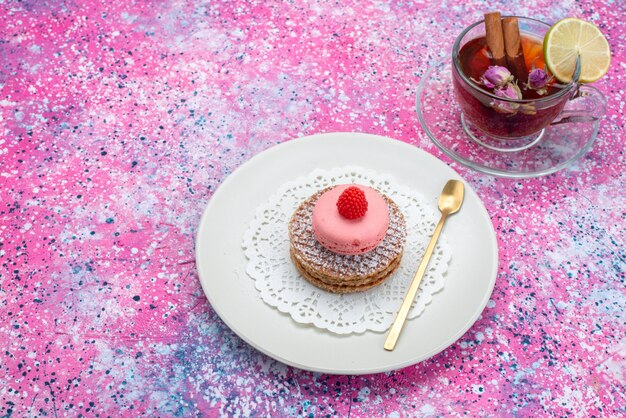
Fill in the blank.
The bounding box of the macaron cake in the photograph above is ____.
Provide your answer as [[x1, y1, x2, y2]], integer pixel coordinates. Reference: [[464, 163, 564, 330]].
[[288, 184, 407, 294]]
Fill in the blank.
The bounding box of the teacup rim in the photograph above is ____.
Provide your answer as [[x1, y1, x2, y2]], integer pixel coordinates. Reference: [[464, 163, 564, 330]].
[[452, 15, 580, 104]]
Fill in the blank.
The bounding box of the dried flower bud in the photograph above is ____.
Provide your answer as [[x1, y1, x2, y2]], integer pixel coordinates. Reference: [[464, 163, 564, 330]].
[[480, 66, 514, 88], [494, 82, 522, 100], [528, 68, 550, 89], [491, 82, 522, 114], [526, 68, 552, 96]]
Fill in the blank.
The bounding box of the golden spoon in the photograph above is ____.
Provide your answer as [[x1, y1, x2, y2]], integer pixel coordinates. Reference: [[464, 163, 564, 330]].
[[384, 179, 465, 351]]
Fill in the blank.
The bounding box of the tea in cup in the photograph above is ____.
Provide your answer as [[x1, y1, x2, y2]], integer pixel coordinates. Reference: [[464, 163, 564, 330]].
[[451, 15, 606, 151]]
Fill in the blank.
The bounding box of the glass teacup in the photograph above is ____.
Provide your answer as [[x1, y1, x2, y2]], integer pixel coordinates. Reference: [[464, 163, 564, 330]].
[[452, 16, 606, 151]]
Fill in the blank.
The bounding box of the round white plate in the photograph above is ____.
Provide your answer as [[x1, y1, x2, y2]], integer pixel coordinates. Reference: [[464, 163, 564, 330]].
[[195, 132, 498, 375]]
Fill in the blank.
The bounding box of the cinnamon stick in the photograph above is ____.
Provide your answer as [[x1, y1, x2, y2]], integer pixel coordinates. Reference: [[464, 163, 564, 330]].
[[484, 12, 506, 67], [502, 17, 528, 84]]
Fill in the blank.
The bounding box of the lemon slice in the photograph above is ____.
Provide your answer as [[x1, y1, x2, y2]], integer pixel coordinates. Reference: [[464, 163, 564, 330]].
[[543, 18, 611, 83]]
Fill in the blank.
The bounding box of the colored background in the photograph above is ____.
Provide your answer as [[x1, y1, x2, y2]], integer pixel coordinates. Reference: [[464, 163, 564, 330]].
[[1, 0, 624, 416]]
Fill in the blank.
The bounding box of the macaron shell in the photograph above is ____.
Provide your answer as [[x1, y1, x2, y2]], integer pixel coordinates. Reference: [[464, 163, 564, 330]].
[[312, 184, 389, 255]]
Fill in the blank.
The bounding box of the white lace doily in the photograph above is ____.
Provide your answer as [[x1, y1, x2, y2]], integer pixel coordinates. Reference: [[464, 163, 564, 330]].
[[242, 166, 451, 334]]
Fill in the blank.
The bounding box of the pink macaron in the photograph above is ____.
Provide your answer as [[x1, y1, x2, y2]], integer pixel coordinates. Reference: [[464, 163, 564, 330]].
[[312, 184, 390, 255]]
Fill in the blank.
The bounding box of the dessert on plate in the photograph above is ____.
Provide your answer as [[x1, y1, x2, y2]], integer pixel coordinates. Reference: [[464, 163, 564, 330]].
[[288, 184, 406, 294]]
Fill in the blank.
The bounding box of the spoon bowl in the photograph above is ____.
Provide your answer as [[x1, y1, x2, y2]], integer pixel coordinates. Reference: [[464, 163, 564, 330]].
[[439, 180, 465, 215]]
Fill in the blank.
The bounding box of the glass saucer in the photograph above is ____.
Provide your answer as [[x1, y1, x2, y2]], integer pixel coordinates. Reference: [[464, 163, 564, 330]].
[[416, 57, 601, 178]]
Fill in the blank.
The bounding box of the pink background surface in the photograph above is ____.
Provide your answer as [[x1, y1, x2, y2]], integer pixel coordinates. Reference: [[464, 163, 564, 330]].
[[1, 0, 624, 416]]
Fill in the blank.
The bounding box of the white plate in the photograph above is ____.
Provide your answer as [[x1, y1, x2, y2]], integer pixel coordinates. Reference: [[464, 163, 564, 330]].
[[195, 132, 498, 374]]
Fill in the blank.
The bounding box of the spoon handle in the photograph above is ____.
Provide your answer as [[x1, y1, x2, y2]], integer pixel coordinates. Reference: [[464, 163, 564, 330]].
[[384, 211, 449, 351]]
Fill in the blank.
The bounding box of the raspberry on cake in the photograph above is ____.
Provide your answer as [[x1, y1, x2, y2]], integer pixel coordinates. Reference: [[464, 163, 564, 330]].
[[288, 183, 407, 294], [336, 186, 368, 219]]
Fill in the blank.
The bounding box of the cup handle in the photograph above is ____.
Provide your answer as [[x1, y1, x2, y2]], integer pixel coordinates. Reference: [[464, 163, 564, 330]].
[[550, 84, 607, 126]]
